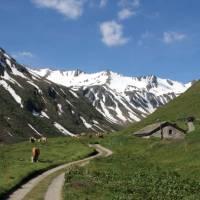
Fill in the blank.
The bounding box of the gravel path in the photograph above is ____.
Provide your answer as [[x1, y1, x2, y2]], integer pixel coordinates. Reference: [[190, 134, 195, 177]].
[[44, 173, 65, 200], [7, 144, 113, 200]]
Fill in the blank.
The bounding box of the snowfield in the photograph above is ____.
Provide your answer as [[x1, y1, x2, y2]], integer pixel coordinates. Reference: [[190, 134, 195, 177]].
[[33, 69, 190, 96]]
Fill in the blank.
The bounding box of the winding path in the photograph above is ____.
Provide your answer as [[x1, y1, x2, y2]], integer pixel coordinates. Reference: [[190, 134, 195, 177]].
[[7, 144, 113, 200]]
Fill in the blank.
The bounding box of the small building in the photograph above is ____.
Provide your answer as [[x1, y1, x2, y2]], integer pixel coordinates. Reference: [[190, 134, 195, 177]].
[[134, 121, 186, 139], [186, 116, 195, 133]]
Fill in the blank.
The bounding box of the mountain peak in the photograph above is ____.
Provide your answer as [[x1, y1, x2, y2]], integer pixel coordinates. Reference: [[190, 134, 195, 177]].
[[0, 47, 30, 78], [32, 68, 190, 96], [74, 68, 84, 76]]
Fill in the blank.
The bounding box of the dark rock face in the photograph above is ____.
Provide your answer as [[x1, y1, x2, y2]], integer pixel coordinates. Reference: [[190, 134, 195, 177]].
[[74, 69, 83, 76], [25, 98, 45, 113], [167, 79, 174, 86], [15, 63, 30, 77], [146, 76, 158, 90], [0, 63, 5, 76], [0, 55, 11, 73], [48, 87, 57, 99]]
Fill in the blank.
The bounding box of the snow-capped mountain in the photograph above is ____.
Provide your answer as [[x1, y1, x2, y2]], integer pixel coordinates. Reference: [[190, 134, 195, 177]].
[[0, 48, 117, 142], [0, 46, 192, 142], [33, 69, 191, 124]]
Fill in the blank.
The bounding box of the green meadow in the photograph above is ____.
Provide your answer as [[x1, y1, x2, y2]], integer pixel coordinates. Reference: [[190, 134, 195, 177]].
[[0, 137, 92, 198], [63, 129, 200, 200], [63, 81, 200, 200]]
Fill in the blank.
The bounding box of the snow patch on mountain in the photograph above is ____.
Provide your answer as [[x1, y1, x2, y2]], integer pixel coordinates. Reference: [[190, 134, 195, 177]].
[[3, 71, 23, 88], [53, 122, 76, 137], [0, 80, 23, 108], [69, 90, 79, 98], [41, 111, 50, 119], [27, 81, 42, 94], [28, 123, 42, 136], [57, 104, 64, 115], [80, 116, 92, 129], [7, 131, 13, 137]]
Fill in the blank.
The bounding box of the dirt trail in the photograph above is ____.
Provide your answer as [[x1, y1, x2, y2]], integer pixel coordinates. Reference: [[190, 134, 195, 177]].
[[44, 173, 65, 200], [44, 144, 113, 200], [7, 144, 113, 200]]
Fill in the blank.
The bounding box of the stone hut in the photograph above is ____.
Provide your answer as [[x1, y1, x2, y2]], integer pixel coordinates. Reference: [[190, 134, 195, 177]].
[[186, 116, 195, 133], [134, 121, 186, 139]]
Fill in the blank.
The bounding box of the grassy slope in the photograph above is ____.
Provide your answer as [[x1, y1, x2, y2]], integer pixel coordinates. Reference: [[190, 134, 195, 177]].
[[63, 81, 200, 200], [0, 137, 93, 198]]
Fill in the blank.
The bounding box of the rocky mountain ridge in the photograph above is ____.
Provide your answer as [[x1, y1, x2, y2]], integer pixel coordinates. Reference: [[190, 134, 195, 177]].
[[0, 48, 116, 142], [33, 68, 191, 124]]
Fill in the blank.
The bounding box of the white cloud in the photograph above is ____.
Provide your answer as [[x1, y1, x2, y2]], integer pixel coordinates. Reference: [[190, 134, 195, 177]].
[[118, 8, 135, 20], [163, 31, 187, 44], [100, 21, 129, 46], [31, 0, 86, 19], [99, 0, 107, 8], [12, 51, 35, 58], [118, 0, 140, 20]]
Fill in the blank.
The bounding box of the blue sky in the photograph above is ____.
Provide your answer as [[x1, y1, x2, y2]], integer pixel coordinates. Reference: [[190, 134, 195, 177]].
[[0, 0, 200, 82]]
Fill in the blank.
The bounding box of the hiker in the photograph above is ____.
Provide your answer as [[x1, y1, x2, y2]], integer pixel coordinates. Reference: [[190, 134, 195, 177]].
[[31, 147, 40, 163]]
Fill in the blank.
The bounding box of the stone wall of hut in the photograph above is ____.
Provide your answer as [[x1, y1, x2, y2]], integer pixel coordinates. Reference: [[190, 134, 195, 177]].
[[152, 125, 185, 139]]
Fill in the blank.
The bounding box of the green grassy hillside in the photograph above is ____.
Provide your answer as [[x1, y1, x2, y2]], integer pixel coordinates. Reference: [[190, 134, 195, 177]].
[[64, 132, 200, 200], [63, 81, 200, 200], [0, 137, 93, 198]]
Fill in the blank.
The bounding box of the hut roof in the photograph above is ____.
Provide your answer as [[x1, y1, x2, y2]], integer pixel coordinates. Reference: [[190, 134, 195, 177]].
[[134, 121, 186, 137]]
